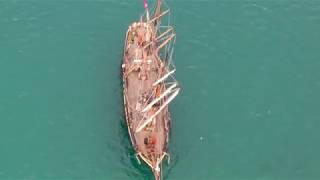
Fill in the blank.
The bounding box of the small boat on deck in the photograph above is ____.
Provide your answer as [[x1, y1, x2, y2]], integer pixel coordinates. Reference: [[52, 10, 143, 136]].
[[121, 0, 179, 179]]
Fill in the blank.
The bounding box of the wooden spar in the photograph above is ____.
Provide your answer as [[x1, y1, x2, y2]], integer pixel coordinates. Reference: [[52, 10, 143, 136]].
[[154, 0, 163, 22], [155, 26, 173, 41], [159, 153, 166, 162], [153, 153, 166, 174], [136, 88, 180, 132], [142, 25, 173, 49], [135, 88, 180, 132], [139, 154, 154, 168], [152, 69, 175, 86], [156, 33, 175, 52], [142, 83, 177, 113], [155, 153, 166, 169], [149, 9, 170, 24]]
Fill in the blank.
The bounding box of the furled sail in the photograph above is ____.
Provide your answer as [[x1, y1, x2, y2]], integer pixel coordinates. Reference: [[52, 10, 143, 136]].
[[152, 69, 176, 86], [135, 88, 180, 132], [142, 82, 177, 113]]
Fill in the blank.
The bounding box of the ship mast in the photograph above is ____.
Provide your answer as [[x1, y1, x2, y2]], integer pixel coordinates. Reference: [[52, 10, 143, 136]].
[[143, 0, 150, 21], [153, 0, 162, 26], [154, 0, 162, 17]]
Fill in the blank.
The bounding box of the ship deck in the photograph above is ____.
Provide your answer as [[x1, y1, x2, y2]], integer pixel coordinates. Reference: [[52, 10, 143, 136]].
[[122, 22, 169, 170]]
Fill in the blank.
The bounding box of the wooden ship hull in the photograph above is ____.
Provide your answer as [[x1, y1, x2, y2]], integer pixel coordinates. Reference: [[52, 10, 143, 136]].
[[121, 0, 179, 180]]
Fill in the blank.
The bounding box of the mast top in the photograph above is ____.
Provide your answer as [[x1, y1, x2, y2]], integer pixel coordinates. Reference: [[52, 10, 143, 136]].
[[154, 0, 162, 18], [143, 0, 150, 21], [143, 0, 148, 9]]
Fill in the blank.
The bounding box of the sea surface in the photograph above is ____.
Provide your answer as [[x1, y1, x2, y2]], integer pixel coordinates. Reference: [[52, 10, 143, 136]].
[[1, 0, 320, 179]]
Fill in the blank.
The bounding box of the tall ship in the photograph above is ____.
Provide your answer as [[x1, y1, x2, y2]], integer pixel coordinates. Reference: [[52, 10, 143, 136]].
[[121, 0, 179, 179]]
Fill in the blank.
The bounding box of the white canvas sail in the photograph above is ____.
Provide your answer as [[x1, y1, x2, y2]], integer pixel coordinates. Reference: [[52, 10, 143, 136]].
[[135, 88, 180, 132], [152, 69, 176, 86], [142, 83, 177, 113]]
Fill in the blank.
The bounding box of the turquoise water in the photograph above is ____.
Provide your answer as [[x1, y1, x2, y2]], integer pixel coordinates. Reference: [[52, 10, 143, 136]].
[[1, 0, 320, 179]]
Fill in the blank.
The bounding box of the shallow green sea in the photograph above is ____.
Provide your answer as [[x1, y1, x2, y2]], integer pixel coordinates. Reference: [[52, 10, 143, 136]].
[[1, 0, 320, 179]]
